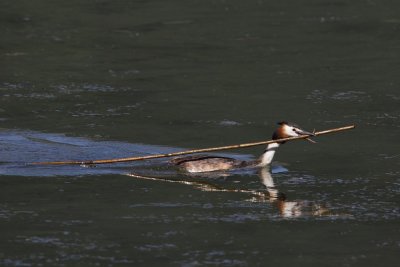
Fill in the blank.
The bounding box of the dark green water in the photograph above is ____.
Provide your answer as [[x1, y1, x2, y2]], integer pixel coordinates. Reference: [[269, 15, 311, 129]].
[[1, 0, 399, 266]]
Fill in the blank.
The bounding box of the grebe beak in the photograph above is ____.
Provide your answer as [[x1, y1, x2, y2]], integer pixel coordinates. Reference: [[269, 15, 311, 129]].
[[294, 128, 316, 143], [294, 128, 315, 137]]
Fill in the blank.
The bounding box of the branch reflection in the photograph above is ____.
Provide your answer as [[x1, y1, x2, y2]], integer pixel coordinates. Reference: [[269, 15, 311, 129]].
[[126, 167, 331, 218], [256, 167, 330, 218]]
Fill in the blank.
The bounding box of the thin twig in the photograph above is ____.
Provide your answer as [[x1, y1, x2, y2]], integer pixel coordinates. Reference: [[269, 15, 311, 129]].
[[32, 124, 355, 165]]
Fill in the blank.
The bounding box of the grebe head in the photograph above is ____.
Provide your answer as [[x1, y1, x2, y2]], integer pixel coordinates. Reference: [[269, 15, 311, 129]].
[[258, 121, 314, 167], [272, 121, 315, 143]]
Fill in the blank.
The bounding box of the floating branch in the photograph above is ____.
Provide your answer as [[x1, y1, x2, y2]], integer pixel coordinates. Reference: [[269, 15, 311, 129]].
[[32, 125, 355, 166]]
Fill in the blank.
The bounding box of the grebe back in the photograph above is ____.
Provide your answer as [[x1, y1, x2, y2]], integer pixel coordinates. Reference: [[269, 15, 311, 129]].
[[171, 121, 314, 173]]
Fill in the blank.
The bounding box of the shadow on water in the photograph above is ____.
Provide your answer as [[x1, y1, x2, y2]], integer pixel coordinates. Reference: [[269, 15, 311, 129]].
[[0, 129, 250, 177]]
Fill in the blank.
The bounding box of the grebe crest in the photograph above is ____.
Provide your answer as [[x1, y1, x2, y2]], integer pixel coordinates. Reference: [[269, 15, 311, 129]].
[[173, 121, 314, 173]]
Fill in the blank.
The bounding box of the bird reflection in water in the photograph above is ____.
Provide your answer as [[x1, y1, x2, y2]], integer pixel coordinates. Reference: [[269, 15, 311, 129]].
[[254, 167, 330, 218], [127, 166, 331, 219]]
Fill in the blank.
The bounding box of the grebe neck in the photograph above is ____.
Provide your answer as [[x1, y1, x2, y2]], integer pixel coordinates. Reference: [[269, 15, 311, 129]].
[[258, 142, 280, 167]]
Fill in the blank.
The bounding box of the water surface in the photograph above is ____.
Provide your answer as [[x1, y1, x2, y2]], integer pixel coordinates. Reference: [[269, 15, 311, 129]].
[[1, 0, 399, 266]]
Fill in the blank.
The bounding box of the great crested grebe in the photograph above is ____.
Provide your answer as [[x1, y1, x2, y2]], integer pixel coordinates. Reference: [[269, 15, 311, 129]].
[[171, 121, 315, 173]]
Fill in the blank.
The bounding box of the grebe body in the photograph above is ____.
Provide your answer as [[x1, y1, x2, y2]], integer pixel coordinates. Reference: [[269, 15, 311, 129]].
[[172, 122, 314, 173], [171, 155, 251, 173]]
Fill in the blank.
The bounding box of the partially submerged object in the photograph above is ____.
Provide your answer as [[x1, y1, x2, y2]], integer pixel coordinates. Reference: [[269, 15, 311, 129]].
[[32, 123, 355, 168], [171, 122, 315, 173]]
